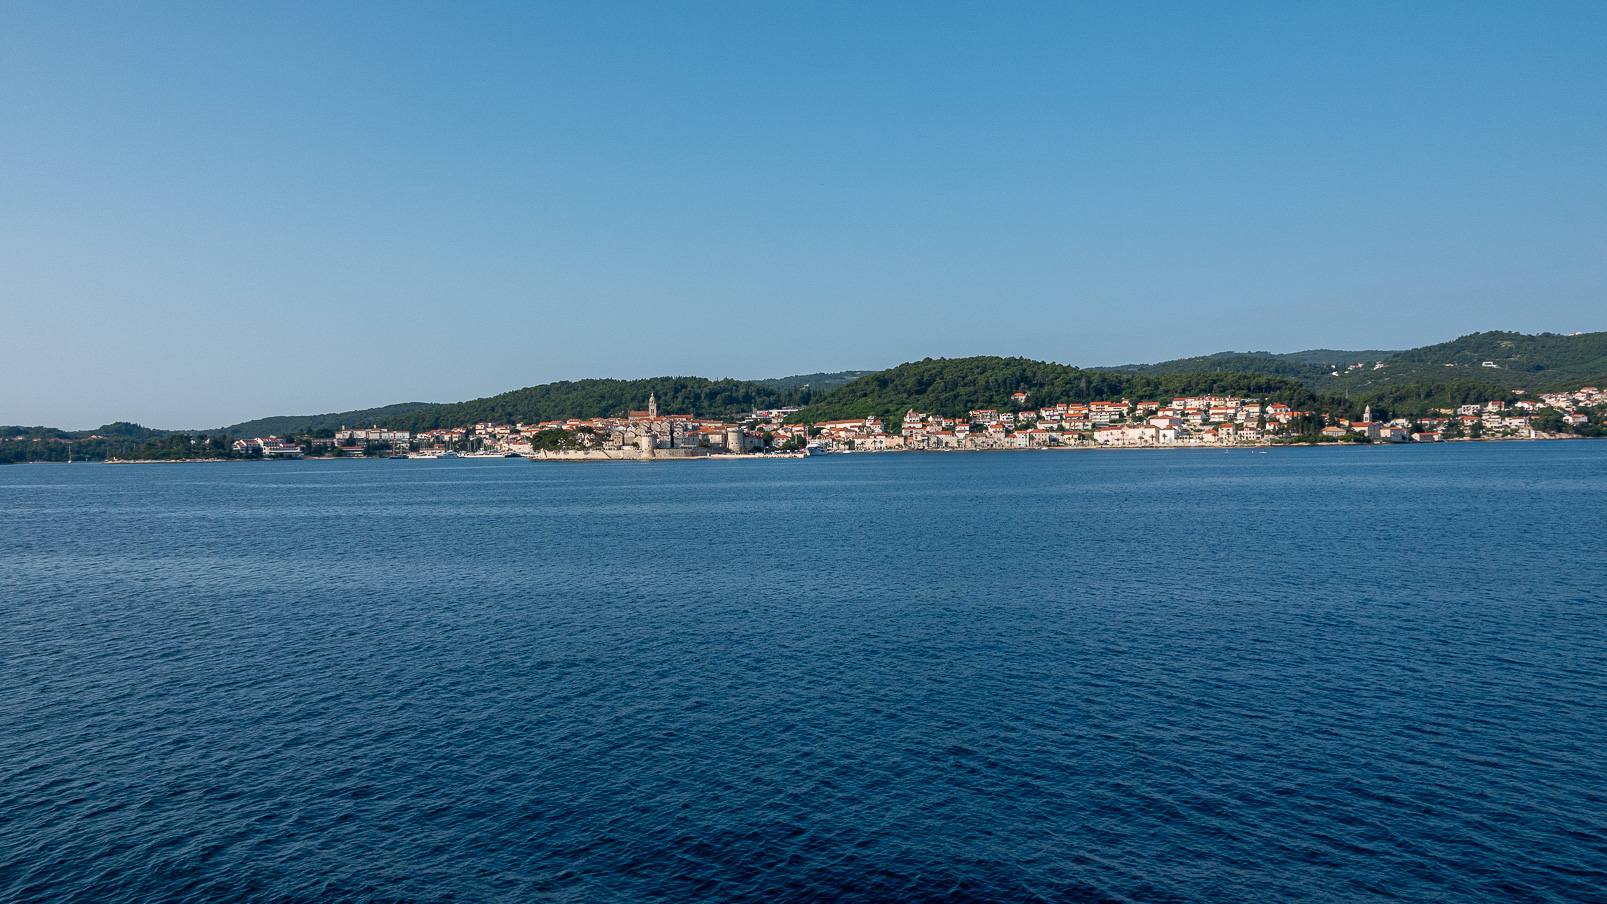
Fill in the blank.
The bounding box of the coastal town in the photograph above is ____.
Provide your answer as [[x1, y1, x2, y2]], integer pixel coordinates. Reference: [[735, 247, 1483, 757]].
[[216, 386, 1607, 460]]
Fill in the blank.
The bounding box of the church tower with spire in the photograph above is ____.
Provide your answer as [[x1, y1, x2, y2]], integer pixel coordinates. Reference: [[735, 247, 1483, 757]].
[[648, 392, 657, 419]]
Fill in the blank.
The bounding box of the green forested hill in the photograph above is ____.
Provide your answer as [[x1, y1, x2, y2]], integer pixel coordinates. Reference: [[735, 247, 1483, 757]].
[[379, 377, 814, 431], [1099, 331, 1607, 395], [1337, 379, 1522, 412], [217, 402, 440, 437], [1308, 331, 1607, 396], [1390, 331, 1607, 376], [790, 357, 1334, 427], [1314, 362, 1604, 396], [0, 422, 167, 441], [0, 423, 178, 464]]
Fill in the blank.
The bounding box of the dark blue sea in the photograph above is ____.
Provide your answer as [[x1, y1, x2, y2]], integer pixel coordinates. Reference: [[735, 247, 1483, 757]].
[[3, 443, 1605, 903]]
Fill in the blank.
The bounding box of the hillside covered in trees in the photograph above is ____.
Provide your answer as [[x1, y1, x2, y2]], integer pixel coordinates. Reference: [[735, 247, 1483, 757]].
[[1101, 331, 1607, 396], [1391, 330, 1607, 377], [216, 401, 439, 437]]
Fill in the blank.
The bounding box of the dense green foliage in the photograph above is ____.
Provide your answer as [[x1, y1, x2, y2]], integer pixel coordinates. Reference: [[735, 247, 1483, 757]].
[[217, 402, 439, 437], [1345, 380, 1516, 416], [788, 357, 1334, 427], [0, 439, 88, 464], [112, 435, 240, 461], [526, 429, 574, 451], [525, 427, 608, 451], [0, 431, 235, 463], [380, 377, 814, 431]]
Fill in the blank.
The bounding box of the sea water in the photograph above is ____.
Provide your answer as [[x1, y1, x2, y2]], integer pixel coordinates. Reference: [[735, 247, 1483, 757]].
[[2, 443, 1604, 902]]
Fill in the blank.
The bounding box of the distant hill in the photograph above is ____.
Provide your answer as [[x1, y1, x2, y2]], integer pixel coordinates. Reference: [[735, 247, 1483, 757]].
[[1098, 332, 1607, 396], [1096, 353, 1327, 381], [0, 422, 174, 464], [751, 370, 880, 392], [92, 421, 171, 438], [1390, 331, 1607, 375], [1315, 331, 1607, 396], [376, 377, 818, 431], [218, 402, 439, 438], [1, 422, 167, 441], [2, 425, 81, 441]]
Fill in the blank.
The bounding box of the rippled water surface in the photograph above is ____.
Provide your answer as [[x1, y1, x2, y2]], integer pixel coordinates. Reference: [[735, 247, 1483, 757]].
[[3, 443, 1605, 903]]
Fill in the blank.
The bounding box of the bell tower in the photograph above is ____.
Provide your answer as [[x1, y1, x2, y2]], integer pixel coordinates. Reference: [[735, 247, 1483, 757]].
[[648, 392, 658, 419]]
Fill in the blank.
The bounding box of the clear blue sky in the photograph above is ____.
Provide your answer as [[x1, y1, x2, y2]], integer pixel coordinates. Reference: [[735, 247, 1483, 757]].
[[3, 2, 1604, 429]]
